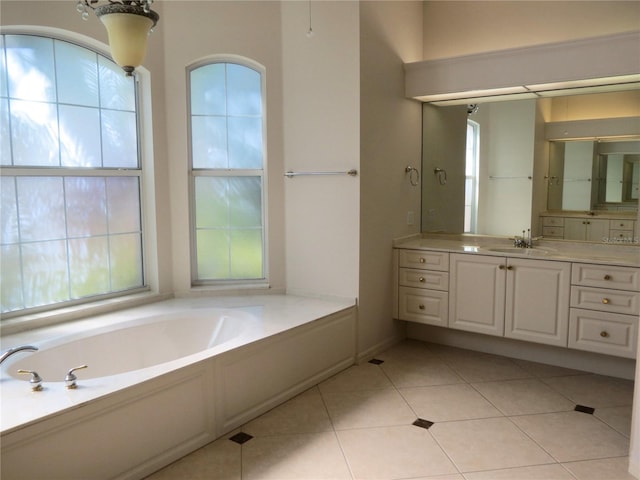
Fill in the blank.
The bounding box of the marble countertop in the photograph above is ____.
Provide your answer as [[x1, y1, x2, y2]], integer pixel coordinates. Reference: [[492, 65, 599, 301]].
[[394, 234, 640, 267]]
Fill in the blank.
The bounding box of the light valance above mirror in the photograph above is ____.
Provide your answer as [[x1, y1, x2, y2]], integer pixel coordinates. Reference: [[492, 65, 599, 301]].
[[405, 31, 640, 104]]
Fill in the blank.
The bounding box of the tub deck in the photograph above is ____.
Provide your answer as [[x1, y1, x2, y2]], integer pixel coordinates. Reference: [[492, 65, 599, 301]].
[[1, 294, 356, 434]]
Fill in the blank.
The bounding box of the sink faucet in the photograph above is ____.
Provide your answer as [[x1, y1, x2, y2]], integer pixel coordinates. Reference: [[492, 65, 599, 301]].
[[0, 345, 38, 366], [513, 229, 535, 248]]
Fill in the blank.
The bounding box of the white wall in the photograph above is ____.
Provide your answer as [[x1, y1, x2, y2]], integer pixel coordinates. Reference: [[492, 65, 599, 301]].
[[422, 0, 640, 60], [359, 1, 423, 356], [280, 1, 360, 300]]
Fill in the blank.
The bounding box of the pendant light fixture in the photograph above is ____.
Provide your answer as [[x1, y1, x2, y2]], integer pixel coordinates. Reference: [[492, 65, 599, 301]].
[[77, 0, 159, 76]]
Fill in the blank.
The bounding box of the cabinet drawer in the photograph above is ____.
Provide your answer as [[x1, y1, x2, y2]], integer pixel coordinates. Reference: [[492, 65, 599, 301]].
[[610, 219, 634, 230], [398, 249, 449, 271], [399, 268, 449, 291], [571, 264, 640, 291], [569, 308, 637, 359], [542, 226, 564, 237], [398, 286, 448, 327], [570, 286, 639, 315], [542, 216, 564, 227], [608, 229, 634, 240]]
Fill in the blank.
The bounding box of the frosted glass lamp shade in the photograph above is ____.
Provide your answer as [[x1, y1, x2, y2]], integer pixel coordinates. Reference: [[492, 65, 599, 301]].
[[95, 4, 159, 75]]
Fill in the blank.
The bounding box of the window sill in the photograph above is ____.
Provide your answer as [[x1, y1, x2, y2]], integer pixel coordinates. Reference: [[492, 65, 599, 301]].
[[1, 291, 173, 337]]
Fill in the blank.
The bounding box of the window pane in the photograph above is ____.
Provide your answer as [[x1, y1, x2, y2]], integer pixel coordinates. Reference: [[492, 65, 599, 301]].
[[191, 63, 226, 116], [228, 177, 261, 227], [230, 229, 262, 278], [110, 233, 143, 290], [65, 177, 108, 237], [5, 35, 56, 102], [196, 229, 229, 278], [192, 115, 227, 168], [17, 177, 66, 242], [22, 240, 69, 308], [107, 177, 140, 233], [1, 176, 19, 244], [59, 105, 102, 167], [0, 35, 6, 98], [227, 64, 261, 116], [1, 244, 23, 312], [0, 98, 10, 165], [228, 116, 262, 168], [10, 99, 60, 166], [99, 56, 135, 111], [69, 236, 109, 298], [101, 109, 138, 168], [55, 40, 99, 107], [195, 177, 227, 228]]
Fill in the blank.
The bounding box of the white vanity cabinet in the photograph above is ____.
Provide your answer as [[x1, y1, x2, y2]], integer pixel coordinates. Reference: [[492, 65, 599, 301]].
[[569, 264, 640, 358], [397, 249, 449, 327], [449, 253, 571, 347], [564, 217, 609, 242]]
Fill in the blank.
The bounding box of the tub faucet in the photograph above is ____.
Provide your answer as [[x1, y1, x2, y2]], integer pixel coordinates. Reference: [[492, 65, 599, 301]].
[[0, 345, 38, 366]]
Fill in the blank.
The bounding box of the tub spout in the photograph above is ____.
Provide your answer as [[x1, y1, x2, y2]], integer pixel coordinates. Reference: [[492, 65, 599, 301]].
[[0, 345, 38, 366]]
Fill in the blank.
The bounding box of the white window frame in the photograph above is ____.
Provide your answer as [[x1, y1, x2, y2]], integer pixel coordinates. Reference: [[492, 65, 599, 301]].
[[187, 55, 268, 288], [465, 119, 480, 233], [0, 26, 159, 330]]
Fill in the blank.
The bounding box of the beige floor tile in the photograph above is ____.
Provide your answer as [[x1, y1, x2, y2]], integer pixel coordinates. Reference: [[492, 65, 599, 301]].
[[378, 339, 439, 362], [511, 411, 630, 462], [594, 405, 633, 438], [512, 358, 589, 378], [463, 463, 575, 480], [243, 387, 333, 436], [318, 362, 393, 393], [400, 383, 502, 421], [144, 436, 241, 480], [381, 357, 465, 388], [429, 417, 554, 472], [432, 349, 532, 383], [562, 456, 635, 480], [337, 425, 458, 479], [411, 475, 465, 480], [471, 378, 575, 415], [542, 374, 634, 408], [241, 431, 351, 480], [322, 388, 417, 430]]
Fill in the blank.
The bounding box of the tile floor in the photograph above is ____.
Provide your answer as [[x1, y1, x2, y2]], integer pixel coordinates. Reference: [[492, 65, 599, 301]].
[[145, 340, 636, 480]]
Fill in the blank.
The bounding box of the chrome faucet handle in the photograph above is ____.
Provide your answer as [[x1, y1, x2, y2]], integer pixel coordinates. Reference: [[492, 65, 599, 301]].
[[65, 365, 88, 389], [17, 369, 43, 391]]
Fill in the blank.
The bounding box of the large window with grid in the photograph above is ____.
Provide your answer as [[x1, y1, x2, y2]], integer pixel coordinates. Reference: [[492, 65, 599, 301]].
[[0, 34, 145, 316], [189, 59, 266, 284]]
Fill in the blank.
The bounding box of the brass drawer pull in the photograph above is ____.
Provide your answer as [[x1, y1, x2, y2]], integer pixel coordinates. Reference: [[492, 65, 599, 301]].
[[507, 265, 514, 270], [499, 265, 505, 270], [418, 304, 425, 310], [604, 275, 611, 280], [419, 277, 426, 283], [600, 331, 610, 338], [602, 298, 610, 304], [419, 257, 426, 263]]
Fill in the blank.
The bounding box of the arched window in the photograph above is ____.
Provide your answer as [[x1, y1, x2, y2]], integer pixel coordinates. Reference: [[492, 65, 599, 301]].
[[188, 58, 266, 284], [0, 33, 146, 315]]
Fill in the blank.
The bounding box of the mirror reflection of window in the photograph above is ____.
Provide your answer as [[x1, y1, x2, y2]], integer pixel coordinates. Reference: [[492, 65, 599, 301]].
[[465, 120, 479, 233]]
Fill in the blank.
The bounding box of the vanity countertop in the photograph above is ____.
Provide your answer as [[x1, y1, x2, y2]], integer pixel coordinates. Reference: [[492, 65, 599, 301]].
[[540, 210, 637, 220], [394, 234, 640, 268]]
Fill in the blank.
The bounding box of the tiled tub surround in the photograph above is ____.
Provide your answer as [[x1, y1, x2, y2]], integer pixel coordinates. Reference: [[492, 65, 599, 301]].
[[0, 295, 357, 480], [146, 340, 635, 480], [393, 234, 640, 378]]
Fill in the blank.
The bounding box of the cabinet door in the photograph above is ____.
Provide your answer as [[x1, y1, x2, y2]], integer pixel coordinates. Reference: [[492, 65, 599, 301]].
[[505, 258, 571, 347], [585, 219, 608, 242], [563, 218, 586, 240], [449, 254, 506, 336]]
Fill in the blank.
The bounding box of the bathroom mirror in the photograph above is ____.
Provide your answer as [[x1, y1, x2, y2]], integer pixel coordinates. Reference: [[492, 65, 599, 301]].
[[421, 90, 640, 241]]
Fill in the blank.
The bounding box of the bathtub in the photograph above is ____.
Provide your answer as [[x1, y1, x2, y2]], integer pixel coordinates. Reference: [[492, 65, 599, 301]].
[[1, 295, 357, 480]]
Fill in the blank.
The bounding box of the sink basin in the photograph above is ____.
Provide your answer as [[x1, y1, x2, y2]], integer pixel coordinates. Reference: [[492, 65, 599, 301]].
[[485, 247, 551, 256]]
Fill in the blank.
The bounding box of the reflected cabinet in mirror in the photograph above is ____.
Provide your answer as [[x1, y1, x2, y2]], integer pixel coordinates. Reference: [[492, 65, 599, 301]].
[[421, 90, 640, 244]]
